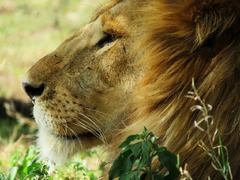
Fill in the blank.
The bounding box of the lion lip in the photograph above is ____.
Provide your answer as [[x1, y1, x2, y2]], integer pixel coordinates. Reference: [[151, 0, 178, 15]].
[[60, 132, 96, 141]]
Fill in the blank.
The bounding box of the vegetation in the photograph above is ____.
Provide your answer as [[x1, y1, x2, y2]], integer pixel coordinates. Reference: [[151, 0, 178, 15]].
[[109, 127, 180, 180], [0, 145, 104, 180], [186, 79, 232, 180]]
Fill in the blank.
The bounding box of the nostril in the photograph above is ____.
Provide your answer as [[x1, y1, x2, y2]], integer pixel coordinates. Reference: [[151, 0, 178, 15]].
[[22, 82, 45, 100]]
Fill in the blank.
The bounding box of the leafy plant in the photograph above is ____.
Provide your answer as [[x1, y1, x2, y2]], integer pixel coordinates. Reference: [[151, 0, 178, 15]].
[[2, 146, 50, 180], [0, 145, 103, 180], [53, 160, 99, 180], [0, 172, 7, 180], [109, 127, 180, 180]]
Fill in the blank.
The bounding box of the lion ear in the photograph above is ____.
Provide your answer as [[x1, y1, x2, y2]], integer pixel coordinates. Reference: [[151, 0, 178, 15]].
[[191, 1, 240, 48]]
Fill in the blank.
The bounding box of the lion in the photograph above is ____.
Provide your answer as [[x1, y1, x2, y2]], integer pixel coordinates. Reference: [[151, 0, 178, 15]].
[[22, 0, 240, 179]]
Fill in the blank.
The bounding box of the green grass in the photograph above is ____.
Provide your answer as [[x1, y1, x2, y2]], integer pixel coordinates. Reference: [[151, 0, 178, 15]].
[[0, 146, 105, 180]]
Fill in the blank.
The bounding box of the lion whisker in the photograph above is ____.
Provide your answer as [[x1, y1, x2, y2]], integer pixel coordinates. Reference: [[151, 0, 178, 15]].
[[86, 111, 112, 126], [76, 112, 103, 131], [71, 116, 106, 143], [72, 120, 106, 143], [84, 107, 112, 120], [62, 123, 83, 148], [76, 110, 103, 125]]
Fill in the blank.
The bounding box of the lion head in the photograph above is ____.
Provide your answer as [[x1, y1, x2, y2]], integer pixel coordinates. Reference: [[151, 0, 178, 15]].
[[23, 0, 240, 179]]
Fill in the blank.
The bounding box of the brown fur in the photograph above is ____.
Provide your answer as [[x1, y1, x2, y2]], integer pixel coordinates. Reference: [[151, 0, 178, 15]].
[[24, 0, 240, 179], [114, 0, 240, 179]]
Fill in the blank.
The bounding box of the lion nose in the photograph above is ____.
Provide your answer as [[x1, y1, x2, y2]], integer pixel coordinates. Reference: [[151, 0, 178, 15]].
[[22, 82, 44, 100]]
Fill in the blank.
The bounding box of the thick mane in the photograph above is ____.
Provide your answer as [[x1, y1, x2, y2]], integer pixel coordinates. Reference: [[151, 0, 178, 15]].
[[112, 0, 240, 179]]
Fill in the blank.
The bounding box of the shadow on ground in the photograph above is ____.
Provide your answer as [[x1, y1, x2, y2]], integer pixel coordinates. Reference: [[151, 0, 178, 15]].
[[0, 97, 33, 121]]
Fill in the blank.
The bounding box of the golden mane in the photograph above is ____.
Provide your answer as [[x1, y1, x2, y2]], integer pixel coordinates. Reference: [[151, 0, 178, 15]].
[[112, 0, 240, 179]]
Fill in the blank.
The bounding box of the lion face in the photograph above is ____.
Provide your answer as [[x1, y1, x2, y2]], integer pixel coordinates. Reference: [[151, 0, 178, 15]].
[[23, 0, 145, 164]]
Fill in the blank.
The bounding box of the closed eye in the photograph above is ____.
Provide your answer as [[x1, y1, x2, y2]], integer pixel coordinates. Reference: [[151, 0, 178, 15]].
[[97, 34, 119, 48]]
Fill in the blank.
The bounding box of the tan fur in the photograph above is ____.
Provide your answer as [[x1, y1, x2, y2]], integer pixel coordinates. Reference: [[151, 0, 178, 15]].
[[24, 0, 240, 179]]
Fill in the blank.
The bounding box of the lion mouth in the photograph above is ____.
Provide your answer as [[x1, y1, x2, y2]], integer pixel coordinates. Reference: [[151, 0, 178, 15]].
[[59, 132, 97, 141]]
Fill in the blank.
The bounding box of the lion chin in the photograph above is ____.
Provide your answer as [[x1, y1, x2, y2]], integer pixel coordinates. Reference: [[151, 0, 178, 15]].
[[23, 0, 240, 179], [37, 128, 78, 165], [37, 127, 102, 165]]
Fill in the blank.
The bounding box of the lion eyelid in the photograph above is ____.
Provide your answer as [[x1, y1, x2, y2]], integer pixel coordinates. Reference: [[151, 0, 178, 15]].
[[96, 33, 119, 48]]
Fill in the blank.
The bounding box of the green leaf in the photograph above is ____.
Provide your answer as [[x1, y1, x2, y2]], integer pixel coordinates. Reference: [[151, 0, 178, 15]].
[[27, 163, 41, 173], [119, 170, 139, 180], [155, 150, 180, 179], [0, 172, 7, 180], [28, 170, 44, 176], [139, 127, 148, 139], [108, 150, 134, 179], [119, 135, 140, 148], [130, 142, 142, 157], [153, 174, 164, 180], [87, 172, 96, 180], [136, 141, 152, 170], [7, 166, 18, 180], [219, 136, 229, 176]]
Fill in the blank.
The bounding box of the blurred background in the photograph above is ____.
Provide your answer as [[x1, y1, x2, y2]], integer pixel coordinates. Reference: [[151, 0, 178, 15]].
[[0, 0, 107, 178]]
